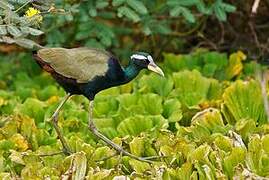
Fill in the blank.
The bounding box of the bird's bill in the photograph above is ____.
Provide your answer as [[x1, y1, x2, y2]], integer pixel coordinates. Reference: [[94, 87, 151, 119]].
[[147, 63, 164, 77]]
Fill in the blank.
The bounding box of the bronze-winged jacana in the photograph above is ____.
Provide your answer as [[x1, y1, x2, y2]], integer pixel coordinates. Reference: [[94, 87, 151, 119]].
[[33, 47, 164, 162]]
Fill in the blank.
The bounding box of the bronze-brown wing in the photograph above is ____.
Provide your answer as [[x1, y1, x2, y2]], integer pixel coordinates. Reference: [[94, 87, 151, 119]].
[[37, 47, 111, 83]]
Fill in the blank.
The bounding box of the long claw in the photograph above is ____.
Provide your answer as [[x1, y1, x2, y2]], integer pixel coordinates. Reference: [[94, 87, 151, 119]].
[[62, 147, 72, 155]]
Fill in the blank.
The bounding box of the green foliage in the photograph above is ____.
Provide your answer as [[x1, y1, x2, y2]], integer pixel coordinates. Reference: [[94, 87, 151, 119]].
[[222, 80, 267, 125], [0, 0, 236, 58], [0, 0, 49, 48], [0, 50, 269, 178]]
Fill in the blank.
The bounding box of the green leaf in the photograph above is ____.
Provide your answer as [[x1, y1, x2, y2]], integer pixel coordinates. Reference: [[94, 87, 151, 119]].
[[163, 99, 183, 122], [9, 150, 25, 165], [149, 115, 168, 129], [117, 115, 153, 136], [221, 2, 236, 13], [223, 147, 246, 178], [170, 6, 182, 17], [129, 159, 150, 173], [27, 27, 44, 36], [235, 118, 256, 141], [181, 7, 195, 23], [262, 135, 269, 154], [117, 6, 140, 22], [96, 0, 109, 9], [94, 96, 118, 117], [0, 26, 7, 35], [89, 8, 97, 17], [172, 70, 211, 108], [112, 0, 125, 6], [37, 85, 59, 101], [87, 168, 113, 179], [15, 38, 38, 49], [207, 79, 223, 100], [196, 1, 208, 14], [214, 5, 226, 21], [222, 80, 267, 125], [129, 137, 145, 156], [188, 144, 211, 163], [0, 1, 14, 10], [167, 0, 197, 6], [62, 152, 87, 179], [138, 93, 163, 115], [126, 0, 148, 15], [191, 108, 224, 132], [7, 25, 22, 37], [214, 135, 233, 152], [16, 98, 46, 124], [117, 93, 138, 109]]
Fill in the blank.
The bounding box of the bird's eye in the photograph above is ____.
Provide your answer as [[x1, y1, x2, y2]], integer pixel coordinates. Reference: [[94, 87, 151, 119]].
[[145, 59, 150, 64]]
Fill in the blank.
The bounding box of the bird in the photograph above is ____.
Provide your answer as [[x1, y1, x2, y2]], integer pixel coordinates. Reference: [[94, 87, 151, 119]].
[[33, 47, 164, 162]]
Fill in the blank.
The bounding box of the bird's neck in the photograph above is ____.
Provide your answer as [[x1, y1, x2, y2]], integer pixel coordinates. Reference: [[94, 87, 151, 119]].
[[123, 62, 142, 82]]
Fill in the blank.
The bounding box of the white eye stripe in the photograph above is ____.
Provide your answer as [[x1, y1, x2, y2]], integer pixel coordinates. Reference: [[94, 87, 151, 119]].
[[147, 55, 154, 63], [131, 54, 147, 60]]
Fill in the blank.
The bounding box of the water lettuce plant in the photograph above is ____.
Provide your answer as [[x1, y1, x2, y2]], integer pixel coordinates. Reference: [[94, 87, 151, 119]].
[[0, 50, 268, 179]]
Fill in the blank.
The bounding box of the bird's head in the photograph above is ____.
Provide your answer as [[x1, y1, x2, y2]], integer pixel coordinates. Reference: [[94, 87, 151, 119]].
[[130, 52, 164, 76]]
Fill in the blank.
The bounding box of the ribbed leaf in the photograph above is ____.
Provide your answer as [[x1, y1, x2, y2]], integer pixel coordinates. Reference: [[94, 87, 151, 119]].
[[214, 5, 226, 21], [167, 0, 197, 6], [139, 74, 173, 97], [170, 6, 182, 17], [126, 0, 148, 15], [172, 70, 211, 108], [180, 6, 195, 23], [117, 6, 140, 22], [196, 1, 208, 14], [163, 99, 183, 122], [222, 80, 267, 125], [7, 25, 22, 37], [138, 93, 163, 115], [191, 108, 224, 131], [28, 27, 44, 36], [0, 1, 14, 9], [1, 36, 15, 43], [129, 137, 145, 156], [117, 115, 153, 136], [112, 0, 125, 6], [171, 5, 198, 22], [96, 0, 109, 9], [16, 98, 45, 124], [8, 0, 29, 4], [221, 2, 236, 13], [15, 38, 38, 49], [62, 152, 87, 180], [129, 159, 150, 173], [223, 147, 246, 178], [0, 26, 7, 35]]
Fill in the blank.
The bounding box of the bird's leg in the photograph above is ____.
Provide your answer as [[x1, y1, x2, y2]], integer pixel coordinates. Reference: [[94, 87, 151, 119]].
[[87, 101, 153, 163], [51, 93, 72, 155]]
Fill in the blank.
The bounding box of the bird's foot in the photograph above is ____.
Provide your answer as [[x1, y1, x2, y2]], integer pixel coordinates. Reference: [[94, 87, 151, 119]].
[[106, 142, 156, 164], [62, 147, 72, 156]]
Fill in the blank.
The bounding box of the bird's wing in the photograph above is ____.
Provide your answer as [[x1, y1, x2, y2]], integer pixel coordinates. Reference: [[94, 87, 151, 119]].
[[37, 47, 111, 83]]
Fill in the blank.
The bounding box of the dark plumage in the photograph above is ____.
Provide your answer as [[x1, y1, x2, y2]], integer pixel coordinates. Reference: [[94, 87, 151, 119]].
[[33, 47, 164, 162]]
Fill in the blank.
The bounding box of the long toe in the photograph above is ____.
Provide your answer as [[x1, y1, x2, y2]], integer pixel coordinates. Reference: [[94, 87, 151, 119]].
[[62, 147, 72, 155]]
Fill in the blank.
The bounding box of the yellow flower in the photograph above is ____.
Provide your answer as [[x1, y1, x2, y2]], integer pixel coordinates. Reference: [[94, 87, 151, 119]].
[[25, 7, 43, 22]]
